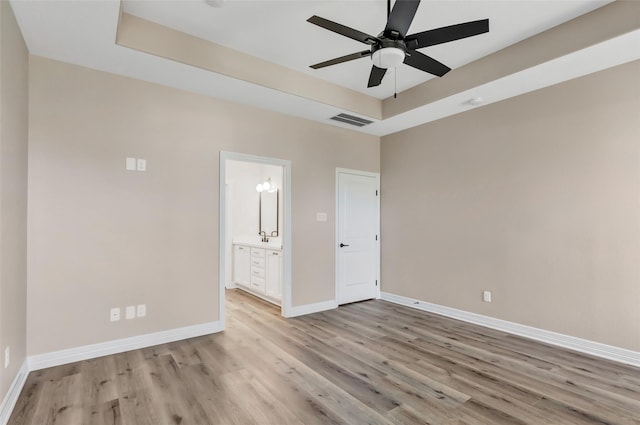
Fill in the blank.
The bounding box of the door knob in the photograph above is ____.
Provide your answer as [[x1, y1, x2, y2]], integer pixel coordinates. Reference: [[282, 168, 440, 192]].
[[339, 243, 350, 248]]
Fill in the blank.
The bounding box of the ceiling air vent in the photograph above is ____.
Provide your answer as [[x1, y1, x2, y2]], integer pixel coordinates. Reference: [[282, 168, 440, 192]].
[[330, 113, 373, 127]]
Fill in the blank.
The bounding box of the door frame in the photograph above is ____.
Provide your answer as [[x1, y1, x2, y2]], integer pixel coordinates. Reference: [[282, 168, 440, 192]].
[[219, 151, 292, 328], [334, 168, 381, 304]]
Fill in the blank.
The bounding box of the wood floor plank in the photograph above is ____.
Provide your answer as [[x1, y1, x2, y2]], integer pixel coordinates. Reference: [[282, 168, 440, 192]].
[[225, 323, 345, 425], [8, 289, 640, 425], [229, 315, 396, 425]]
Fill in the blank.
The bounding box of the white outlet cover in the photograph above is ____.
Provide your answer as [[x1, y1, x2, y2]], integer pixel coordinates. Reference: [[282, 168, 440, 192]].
[[4, 346, 9, 369], [125, 305, 136, 320], [137, 304, 146, 317], [126, 157, 136, 171], [483, 291, 492, 302], [316, 212, 327, 222], [110, 307, 121, 322]]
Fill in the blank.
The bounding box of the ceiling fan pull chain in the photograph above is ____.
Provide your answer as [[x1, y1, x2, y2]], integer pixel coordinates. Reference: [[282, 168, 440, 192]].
[[394, 67, 397, 99]]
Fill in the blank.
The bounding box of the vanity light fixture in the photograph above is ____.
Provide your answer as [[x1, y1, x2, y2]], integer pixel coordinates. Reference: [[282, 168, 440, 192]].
[[256, 178, 276, 193]]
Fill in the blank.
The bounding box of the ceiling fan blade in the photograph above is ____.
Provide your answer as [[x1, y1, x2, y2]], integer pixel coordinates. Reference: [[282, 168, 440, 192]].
[[406, 19, 489, 49], [310, 50, 371, 69], [367, 65, 387, 88], [403, 51, 451, 77], [307, 15, 379, 45], [385, 0, 421, 38]]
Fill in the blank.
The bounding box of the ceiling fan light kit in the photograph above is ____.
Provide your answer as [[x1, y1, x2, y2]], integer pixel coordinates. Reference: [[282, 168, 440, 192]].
[[371, 46, 405, 69], [307, 0, 489, 90]]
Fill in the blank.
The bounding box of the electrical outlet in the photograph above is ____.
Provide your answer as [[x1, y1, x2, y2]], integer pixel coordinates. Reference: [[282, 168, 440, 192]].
[[110, 307, 121, 322], [483, 290, 492, 302], [136, 158, 146, 172], [137, 304, 146, 318], [4, 346, 9, 369], [125, 305, 136, 320]]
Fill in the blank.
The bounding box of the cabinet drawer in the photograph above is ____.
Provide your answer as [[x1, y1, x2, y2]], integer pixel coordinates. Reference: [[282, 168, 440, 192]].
[[250, 276, 265, 292], [250, 257, 265, 268], [251, 248, 265, 258], [251, 267, 265, 279]]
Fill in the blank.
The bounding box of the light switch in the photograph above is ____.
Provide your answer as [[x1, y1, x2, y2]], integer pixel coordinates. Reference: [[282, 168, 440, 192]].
[[316, 212, 327, 222], [136, 158, 147, 172], [137, 304, 146, 317], [125, 305, 136, 320], [126, 157, 136, 171]]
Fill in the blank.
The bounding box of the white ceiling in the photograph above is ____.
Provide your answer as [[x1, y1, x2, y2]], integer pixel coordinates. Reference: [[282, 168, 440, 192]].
[[122, 0, 613, 99], [10, 0, 638, 136]]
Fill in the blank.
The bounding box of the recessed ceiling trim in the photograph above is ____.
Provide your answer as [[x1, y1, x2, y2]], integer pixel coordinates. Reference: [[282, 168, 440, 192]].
[[115, 12, 382, 120], [383, 0, 640, 119], [370, 30, 640, 137], [10, 0, 637, 138]]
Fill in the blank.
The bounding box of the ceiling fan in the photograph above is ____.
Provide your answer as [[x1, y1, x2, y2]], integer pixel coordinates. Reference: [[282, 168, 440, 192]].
[[307, 0, 489, 89]]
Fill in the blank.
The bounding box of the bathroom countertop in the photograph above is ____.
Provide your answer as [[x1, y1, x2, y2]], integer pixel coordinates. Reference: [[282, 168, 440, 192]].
[[233, 236, 282, 250]]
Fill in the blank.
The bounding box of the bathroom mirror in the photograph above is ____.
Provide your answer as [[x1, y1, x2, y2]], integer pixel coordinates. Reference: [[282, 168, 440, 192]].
[[259, 189, 278, 237]]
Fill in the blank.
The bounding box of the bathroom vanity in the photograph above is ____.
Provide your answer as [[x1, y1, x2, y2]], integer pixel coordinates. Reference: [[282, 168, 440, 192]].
[[233, 241, 282, 305], [230, 176, 283, 306]]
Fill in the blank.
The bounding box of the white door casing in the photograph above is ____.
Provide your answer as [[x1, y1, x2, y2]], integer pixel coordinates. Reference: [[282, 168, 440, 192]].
[[336, 169, 380, 305]]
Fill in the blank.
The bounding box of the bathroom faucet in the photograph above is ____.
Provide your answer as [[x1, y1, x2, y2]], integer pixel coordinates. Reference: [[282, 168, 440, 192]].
[[259, 231, 269, 242]]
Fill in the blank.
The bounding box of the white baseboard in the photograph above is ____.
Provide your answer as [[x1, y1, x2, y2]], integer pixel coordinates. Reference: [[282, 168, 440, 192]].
[[0, 359, 29, 425], [381, 292, 640, 368], [285, 299, 338, 318], [29, 320, 223, 371]]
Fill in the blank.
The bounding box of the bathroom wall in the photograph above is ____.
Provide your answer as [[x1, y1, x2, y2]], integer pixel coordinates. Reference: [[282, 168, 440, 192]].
[[226, 160, 283, 244]]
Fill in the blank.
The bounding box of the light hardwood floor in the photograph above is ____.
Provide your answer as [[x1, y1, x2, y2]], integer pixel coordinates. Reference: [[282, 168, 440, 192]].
[[9, 289, 640, 424]]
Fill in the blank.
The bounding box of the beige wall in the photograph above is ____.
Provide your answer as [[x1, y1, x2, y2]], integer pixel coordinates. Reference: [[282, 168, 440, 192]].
[[381, 60, 640, 351], [0, 1, 29, 398], [27, 56, 379, 356]]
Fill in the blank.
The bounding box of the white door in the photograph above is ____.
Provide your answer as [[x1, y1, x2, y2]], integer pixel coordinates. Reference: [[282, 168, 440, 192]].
[[336, 170, 379, 305]]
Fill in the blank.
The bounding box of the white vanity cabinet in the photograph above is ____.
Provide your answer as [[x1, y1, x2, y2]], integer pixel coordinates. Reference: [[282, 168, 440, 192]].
[[265, 249, 282, 299], [249, 248, 266, 293], [233, 243, 282, 305], [233, 245, 250, 287]]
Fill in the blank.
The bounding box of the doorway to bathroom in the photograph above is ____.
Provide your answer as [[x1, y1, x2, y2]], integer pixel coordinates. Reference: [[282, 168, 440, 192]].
[[219, 151, 292, 328]]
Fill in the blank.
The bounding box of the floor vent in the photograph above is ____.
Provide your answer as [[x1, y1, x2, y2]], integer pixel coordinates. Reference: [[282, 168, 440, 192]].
[[330, 113, 373, 127]]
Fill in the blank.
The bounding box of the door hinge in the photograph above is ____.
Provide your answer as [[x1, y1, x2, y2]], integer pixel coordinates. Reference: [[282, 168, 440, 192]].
[[375, 235, 378, 241], [375, 280, 378, 286], [376, 190, 378, 196]]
